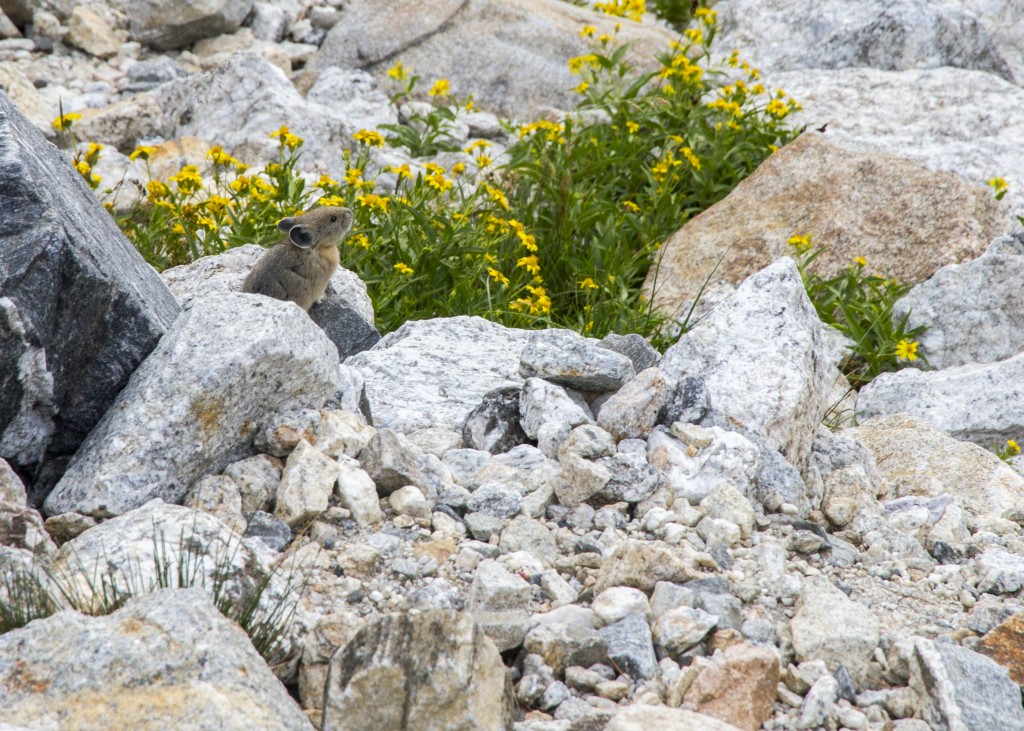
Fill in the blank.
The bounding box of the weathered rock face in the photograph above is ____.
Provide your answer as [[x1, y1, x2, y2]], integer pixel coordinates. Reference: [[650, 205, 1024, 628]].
[[0, 88, 180, 504], [645, 132, 1006, 321], [0, 588, 314, 730], [321, 610, 514, 731], [856, 352, 1024, 447], [909, 637, 1024, 731], [606, 705, 745, 731], [980, 612, 1024, 684], [895, 233, 1024, 369], [347, 316, 531, 434], [44, 293, 341, 518], [127, 0, 254, 51], [790, 576, 879, 686], [845, 413, 1024, 522], [774, 67, 1024, 216], [717, 0, 1017, 82], [681, 642, 780, 731], [150, 53, 359, 175], [659, 258, 839, 475], [306, 0, 674, 117]]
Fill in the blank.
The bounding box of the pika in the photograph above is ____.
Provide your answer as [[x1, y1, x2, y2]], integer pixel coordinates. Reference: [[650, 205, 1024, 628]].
[[241, 206, 354, 312]]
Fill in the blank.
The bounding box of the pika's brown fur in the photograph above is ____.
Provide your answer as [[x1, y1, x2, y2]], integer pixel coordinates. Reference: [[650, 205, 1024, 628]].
[[241, 206, 354, 312]]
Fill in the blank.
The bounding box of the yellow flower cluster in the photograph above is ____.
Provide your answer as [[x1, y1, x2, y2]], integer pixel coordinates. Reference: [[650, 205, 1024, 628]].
[[51, 112, 82, 132], [593, 0, 644, 22], [130, 145, 156, 162], [988, 177, 1009, 198], [270, 125, 302, 149], [787, 234, 812, 253], [387, 61, 408, 81], [425, 162, 452, 193], [894, 339, 919, 362], [206, 145, 247, 172], [353, 129, 385, 147], [510, 284, 552, 315], [568, 54, 600, 75], [519, 119, 565, 143], [428, 78, 450, 97]]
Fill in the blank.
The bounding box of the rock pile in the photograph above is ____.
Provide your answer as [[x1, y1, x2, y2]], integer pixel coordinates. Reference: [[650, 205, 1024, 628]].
[[2, 0, 1024, 730]]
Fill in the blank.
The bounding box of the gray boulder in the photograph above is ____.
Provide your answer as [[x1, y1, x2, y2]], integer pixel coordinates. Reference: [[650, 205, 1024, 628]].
[[895, 233, 1024, 369], [305, 0, 674, 117], [520, 329, 635, 393], [128, 0, 254, 50], [0, 87, 180, 504], [910, 638, 1024, 731], [462, 386, 530, 454], [660, 258, 839, 475], [322, 610, 514, 731], [44, 293, 340, 518], [717, 0, 1016, 82], [0, 588, 314, 730], [347, 316, 531, 434], [857, 353, 1024, 447]]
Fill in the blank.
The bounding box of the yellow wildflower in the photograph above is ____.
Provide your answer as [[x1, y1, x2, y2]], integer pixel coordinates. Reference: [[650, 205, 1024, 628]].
[[766, 99, 789, 118], [695, 7, 717, 24], [574, 81, 590, 94], [626, 120, 639, 134], [488, 268, 510, 286], [146, 180, 169, 200], [206, 146, 239, 166], [787, 234, 812, 253], [394, 262, 414, 275], [988, 177, 1009, 198], [352, 129, 386, 147], [854, 256, 867, 267], [51, 112, 82, 131], [130, 145, 156, 162], [1008, 440, 1021, 455], [427, 171, 452, 192], [580, 25, 596, 37], [517, 255, 541, 275], [894, 339, 919, 362], [171, 223, 185, 235], [348, 233, 370, 250], [475, 152, 493, 168], [205, 195, 231, 214], [568, 54, 599, 74], [579, 277, 599, 290], [622, 200, 640, 213], [315, 174, 338, 188], [486, 184, 509, 211], [465, 140, 492, 152], [169, 165, 203, 194], [345, 168, 363, 186], [684, 27, 703, 45], [387, 61, 408, 81], [357, 193, 389, 212], [318, 194, 346, 207], [428, 78, 450, 97], [451, 162, 466, 175], [270, 125, 302, 148]]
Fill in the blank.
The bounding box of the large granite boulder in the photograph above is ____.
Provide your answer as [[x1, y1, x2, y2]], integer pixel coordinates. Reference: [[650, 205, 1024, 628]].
[[0, 87, 180, 505], [44, 293, 341, 518], [321, 610, 514, 731], [0, 588, 314, 730]]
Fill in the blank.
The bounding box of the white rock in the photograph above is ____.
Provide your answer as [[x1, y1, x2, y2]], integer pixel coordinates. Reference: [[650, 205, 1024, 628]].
[[0, 458, 26, 507], [977, 548, 1024, 594], [857, 355, 1024, 448], [520, 377, 594, 440], [45, 294, 340, 518], [468, 559, 532, 651], [647, 428, 759, 504], [389, 485, 430, 520], [334, 455, 381, 526], [775, 66, 1024, 218], [591, 586, 652, 628], [222, 454, 280, 513], [895, 233, 1024, 369], [790, 576, 880, 686], [274, 439, 339, 528], [659, 258, 839, 473], [128, 0, 253, 50], [652, 607, 718, 657], [347, 316, 531, 434], [315, 410, 375, 459]]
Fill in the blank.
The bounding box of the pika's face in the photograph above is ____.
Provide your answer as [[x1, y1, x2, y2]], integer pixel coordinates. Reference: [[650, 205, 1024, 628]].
[[277, 206, 354, 249]]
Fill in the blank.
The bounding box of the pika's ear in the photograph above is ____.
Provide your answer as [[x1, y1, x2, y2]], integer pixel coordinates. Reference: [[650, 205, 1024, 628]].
[[288, 225, 314, 249], [277, 216, 297, 233]]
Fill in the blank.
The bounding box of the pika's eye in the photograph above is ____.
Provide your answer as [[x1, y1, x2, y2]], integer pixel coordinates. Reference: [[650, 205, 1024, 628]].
[[330, 215, 338, 222]]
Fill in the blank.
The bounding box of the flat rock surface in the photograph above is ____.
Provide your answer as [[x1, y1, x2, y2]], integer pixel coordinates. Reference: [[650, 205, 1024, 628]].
[[347, 316, 531, 434], [0, 588, 314, 730]]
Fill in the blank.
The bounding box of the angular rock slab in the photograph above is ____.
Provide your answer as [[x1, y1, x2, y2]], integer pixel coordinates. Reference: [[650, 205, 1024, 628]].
[[0, 588, 314, 730], [45, 293, 341, 518], [856, 352, 1024, 448], [151, 53, 354, 176], [773, 66, 1024, 217], [0, 88, 180, 498], [519, 328, 634, 392], [717, 0, 1017, 82], [659, 258, 839, 474], [845, 413, 1024, 522], [910, 638, 1024, 731], [347, 316, 532, 434], [644, 132, 1006, 321], [306, 0, 675, 118], [895, 233, 1024, 369], [128, 0, 253, 50], [322, 610, 514, 731]]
